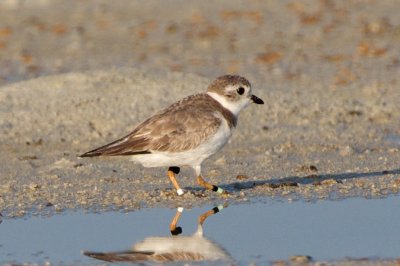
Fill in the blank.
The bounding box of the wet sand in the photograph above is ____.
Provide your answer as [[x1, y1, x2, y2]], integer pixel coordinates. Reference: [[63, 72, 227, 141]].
[[0, 0, 400, 264]]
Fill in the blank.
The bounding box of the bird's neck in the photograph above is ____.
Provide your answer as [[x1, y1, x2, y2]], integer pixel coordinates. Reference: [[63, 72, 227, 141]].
[[205, 92, 238, 128], [206, 92, 245, 117]]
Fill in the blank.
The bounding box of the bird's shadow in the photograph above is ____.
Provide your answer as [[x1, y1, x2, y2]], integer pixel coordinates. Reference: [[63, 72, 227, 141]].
[[219, 168, 400, 192]]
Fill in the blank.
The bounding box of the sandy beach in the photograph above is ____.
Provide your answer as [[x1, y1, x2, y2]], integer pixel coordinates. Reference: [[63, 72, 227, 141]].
[[0, 0, 400, 264], [1, 67, 399, 217]]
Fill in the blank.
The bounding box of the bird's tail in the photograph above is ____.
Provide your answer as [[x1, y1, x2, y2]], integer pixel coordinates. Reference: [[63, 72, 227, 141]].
[[83, 250, 154, 262], [80, 138, 151, 157]]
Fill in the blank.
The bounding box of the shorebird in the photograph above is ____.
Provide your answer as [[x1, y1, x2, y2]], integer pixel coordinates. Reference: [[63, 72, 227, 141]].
[[80, 75, 263, 195], [83, 205, 232, 263]]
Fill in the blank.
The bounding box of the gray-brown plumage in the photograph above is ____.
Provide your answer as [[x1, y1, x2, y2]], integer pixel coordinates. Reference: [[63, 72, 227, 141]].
[[83, 250, 209, 262], [80, 93, 236, 157]]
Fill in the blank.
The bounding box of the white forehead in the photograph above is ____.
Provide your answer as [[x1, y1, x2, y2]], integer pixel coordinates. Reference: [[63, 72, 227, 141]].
[[224, 83, 252, 93]]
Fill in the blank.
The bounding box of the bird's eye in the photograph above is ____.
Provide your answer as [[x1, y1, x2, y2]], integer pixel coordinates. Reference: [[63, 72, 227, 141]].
[[237, 87, 245, 95]]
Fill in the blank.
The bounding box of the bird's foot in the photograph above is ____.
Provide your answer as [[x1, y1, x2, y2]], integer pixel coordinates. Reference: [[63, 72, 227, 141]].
[[220, 189, 230, 197], [212, 186, 230, 197]]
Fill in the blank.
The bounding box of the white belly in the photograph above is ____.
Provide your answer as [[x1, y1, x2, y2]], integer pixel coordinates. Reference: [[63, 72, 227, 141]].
[[132, 119, 233, 168]]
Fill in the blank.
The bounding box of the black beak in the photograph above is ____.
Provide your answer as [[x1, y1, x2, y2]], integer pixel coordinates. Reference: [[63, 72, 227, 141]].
[[251, 94, 264, 104]]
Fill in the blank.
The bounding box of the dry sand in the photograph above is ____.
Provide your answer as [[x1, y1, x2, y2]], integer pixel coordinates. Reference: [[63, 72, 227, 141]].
[[1, 67, 399, 219], [0, 0, 399, 221]]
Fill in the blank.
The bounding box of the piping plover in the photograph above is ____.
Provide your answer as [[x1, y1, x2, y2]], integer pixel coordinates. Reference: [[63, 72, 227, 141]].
[[80, 75, 263, 195], [83, 205, 232, 263]]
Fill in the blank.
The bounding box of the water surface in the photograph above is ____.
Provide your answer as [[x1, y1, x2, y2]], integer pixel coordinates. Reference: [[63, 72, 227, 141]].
[[1, 196, 399, 264]]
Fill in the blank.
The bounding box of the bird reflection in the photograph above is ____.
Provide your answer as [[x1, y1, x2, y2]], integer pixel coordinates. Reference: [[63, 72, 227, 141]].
[[83, 204, 232, 263]]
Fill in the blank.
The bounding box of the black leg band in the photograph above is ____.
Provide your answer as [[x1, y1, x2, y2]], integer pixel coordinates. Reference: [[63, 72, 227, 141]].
[[212, 185, 219, 192], [170, 226, 182, 235], [212, 207, 220, 213], [168, 166, 180, 174]]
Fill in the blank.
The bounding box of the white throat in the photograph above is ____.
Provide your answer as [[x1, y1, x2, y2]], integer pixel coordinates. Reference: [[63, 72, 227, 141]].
[[207, 92, 249, 117]]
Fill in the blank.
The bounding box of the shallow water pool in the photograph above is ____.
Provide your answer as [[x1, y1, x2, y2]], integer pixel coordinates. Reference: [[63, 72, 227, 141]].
[[1, 196, 399, 264]]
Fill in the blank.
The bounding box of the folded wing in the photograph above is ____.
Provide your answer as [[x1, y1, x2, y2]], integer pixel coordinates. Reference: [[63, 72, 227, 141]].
[[80, 94, 222, 157]]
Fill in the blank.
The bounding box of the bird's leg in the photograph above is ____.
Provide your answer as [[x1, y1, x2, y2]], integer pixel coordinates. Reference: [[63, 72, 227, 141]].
[[195, 204, 227, 237], [196, 175, 225, 194], [194, 165, 226, 195], [167, 166, 184, 196], [169, 207, 183, 235], [198, 204, 225, 225]]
